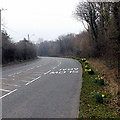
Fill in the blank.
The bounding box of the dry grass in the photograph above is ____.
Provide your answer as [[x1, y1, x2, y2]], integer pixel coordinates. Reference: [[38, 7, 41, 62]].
[[89, 58, 120, 116], [89, 59, 119, 96]]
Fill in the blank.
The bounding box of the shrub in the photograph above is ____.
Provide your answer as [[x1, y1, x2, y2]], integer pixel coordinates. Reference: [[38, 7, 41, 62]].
[[94, 93, 105, 104]]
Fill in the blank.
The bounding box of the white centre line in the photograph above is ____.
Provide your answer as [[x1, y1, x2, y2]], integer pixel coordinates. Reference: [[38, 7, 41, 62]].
[[57, 62, 61, 67], [53, 67, 56, 69], [25, 76, 41, 86], [44, 70, 51, 75], [0, 89, 17, 99], [0, 88, 11, 92]]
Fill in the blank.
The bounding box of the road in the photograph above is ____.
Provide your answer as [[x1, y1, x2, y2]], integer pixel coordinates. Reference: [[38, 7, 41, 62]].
[[1, 57, 82, 118]]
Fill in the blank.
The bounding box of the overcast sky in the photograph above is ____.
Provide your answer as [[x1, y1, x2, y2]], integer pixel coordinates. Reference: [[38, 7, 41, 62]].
[[0, 0, 85, 43]]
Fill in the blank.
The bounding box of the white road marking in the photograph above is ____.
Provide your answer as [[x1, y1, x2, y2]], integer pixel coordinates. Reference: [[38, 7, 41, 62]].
[[57, 62, 61, 67], [50, 72, 55, 74], [0, 89, 17, 99], [44, 70, 51, 75], [50, 71, 59, 74], [68, 68, 74, 71], [25, 76, 41, 86], [58, 71, 66, 74], [53, 67, 56, 69], [55, 71, 59, 74], [63, 69, 66, 71], [50, 68, 79, 75], [74, 68, 79, 70], [0, 89, 11, 92], [69, 70, 79, 74], [72, 71, 79, 73]]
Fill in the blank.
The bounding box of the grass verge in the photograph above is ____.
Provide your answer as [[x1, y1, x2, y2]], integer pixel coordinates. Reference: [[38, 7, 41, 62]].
[[69, 56, 120, 119]]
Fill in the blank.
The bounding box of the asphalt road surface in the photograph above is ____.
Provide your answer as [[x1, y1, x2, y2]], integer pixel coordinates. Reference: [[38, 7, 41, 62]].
[[1, 57, 82, 118]]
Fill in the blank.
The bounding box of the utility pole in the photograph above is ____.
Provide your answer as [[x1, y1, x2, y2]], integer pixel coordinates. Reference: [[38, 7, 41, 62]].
[[28, 34, 29, 41], [28, 34, 35, 41], [0, 8, 7, 65], [0, 9, 2, 120], [0, 9, 2, 57], [0, 9, 1, 62]]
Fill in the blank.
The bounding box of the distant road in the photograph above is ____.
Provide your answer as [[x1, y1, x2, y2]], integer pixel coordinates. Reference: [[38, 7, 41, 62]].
[[2, 57, 82, 118]]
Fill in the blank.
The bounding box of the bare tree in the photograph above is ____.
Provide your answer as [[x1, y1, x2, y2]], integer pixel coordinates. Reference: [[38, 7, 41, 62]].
[[75, 2, 100, 56]]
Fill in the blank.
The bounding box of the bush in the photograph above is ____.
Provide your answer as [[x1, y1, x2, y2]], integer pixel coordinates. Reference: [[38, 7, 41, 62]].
[[94, 93, 105, 104]]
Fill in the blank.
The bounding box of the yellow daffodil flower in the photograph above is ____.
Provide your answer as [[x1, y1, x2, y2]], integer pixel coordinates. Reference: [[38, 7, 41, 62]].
[[88, 69, 91, 71], [102, 94, 105, 97]]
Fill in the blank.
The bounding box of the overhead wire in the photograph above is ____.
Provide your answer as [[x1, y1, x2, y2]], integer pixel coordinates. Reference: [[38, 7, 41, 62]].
[[1, 24, 27, 37]]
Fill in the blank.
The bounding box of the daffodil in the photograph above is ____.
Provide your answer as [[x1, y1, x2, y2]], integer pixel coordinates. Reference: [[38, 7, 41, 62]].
[[88, 69, 91, 71], [85, 60, 89, 63], [102, 94, 105, 97], [81, 58, 86, 61], [98, 75, 100, 78]]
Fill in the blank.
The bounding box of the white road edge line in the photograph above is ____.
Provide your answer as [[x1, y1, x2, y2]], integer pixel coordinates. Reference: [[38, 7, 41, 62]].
[[0, 89, 17, 99], [0, 89, 11, 92], [25, 76, 41, 86], [44, 70, 51, 75]]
